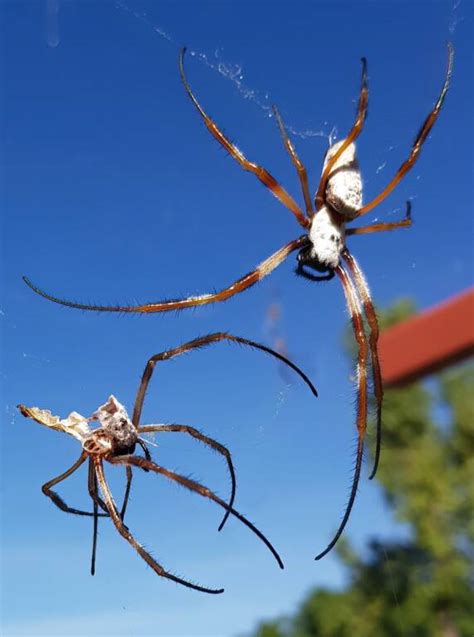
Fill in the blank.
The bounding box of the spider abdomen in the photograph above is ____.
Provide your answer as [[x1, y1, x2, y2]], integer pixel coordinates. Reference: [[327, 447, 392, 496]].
[[323, 140, 362, 219]]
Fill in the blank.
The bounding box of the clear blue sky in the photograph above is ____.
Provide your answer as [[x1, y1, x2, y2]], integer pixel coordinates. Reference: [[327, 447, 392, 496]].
[[2, 1, 473, 636]]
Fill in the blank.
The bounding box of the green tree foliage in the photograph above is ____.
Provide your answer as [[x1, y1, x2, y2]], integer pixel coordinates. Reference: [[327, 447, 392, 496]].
[[251, 300, 473, 637]]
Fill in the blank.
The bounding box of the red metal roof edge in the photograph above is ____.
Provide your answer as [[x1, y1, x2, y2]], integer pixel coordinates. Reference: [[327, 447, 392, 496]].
[[379, 288, 474, 386]]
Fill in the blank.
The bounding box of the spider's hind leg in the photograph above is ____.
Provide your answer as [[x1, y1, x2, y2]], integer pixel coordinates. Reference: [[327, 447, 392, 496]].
[[138, 423, 237, 532], [315, 264, 369, 560], [343, 249, 383, 480]]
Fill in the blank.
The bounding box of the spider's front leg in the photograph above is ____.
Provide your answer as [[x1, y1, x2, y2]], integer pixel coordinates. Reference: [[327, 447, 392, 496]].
[[41, 452, 109, 518], [132, 330, 317, 428], [133, 331, 317, 532], [23, 236, 306, 313], [94, 458, 225, 594]]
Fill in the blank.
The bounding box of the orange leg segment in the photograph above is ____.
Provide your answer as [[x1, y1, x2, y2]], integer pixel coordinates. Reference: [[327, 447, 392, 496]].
[[355, 44, 453, 218], [180, 49, 309, 229]]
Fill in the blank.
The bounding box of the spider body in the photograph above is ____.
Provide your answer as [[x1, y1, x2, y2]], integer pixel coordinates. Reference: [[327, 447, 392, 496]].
[[298, 141, 361, 276], [19, 332, 317, 593], [323, 140, 363, 219], [82, 397, 138, 458], [23, 46, 454, 559], [305, 206, 346, 271]]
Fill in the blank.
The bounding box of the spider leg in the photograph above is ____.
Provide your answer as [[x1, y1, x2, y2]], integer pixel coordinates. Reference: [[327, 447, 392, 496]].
[[272, 105, 314, 218], [23, 236, 306, 313], [88, 456, 109, 515], [315, 57, 369, 210], [135, 438, 152, 475], [88, 459, 100, 575], [347, 201, 412, 236], [132, 328, 317, 428], [342, 249, 382, 480], [315, 265, 368, 560], [109, 454, 284, 570], [120, 465, 133, 520], [93, 458, 225, 594], [132, 332, 315, 528], [41, 452, 107, 517], [179, 48, 309, 229], [354, 44, 453, 218], [138, 423, 237, 532], [89, 459, 134, 575], [87, 459, 133, 574], [137, 438, 152, 463]]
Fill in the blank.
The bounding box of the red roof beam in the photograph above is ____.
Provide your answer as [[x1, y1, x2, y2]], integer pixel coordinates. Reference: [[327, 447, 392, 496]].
[[379, 288, 474, 387]]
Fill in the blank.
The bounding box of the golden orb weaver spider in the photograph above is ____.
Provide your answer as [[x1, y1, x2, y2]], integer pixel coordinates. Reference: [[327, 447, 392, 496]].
[[18, 332, 317, 593], [23, 45, 454, 558]]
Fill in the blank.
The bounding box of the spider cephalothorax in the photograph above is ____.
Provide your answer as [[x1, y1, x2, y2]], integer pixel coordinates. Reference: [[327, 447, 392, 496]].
[[19, 332, 317, 593], [22, 45, 453, 558]]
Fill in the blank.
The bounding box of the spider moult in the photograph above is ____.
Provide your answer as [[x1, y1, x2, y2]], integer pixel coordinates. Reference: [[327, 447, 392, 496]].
[[18, 332, 317, 594], [23, 45, 454, 558]]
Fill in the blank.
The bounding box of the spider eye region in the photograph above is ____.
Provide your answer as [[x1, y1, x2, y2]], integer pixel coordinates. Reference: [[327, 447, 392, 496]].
[[307, 207, 346, 270]]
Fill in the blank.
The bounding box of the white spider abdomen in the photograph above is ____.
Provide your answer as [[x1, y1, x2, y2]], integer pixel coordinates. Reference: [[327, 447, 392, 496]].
[[323, 140, 362, 219], [308, 206, 346, 268]]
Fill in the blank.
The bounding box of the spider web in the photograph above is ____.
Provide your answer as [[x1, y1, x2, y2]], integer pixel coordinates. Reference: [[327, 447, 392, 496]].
[[107, 0, 462, 233], [111, 0, 335, 143]]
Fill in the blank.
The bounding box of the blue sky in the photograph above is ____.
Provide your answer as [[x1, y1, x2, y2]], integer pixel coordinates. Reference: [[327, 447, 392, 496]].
[[2, 1, 473, 636]]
